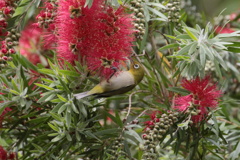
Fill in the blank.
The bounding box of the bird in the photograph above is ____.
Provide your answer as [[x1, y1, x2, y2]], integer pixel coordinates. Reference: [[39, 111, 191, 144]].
[[74, 59, 144, 99]]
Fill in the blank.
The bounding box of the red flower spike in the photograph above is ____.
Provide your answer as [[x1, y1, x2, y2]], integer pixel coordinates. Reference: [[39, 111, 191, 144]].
[[55, 0, 135, 78], [8, 152, 15, 159], [19, 23, 47, 65], [0, 107, 12, 127], [215, 26, 235, 34], [0, 146, 7, 160], [143, 111, 162, 131], [173, 76, 222, 123]]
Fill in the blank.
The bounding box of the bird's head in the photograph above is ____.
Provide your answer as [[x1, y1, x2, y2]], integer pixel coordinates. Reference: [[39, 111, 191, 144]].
[[129, 59, 145, 84]]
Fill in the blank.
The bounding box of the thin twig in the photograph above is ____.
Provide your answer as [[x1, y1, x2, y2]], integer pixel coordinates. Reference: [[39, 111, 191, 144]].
[[124, 90, 150, 121], [217, 118, 240, 129], [133, 109, 148, 121], [130, 49, 146, 57]]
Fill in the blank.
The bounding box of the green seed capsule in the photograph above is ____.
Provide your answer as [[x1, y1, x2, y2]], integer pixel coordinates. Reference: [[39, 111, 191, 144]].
[[140, 31, 145, 35], [191, 111, 198, 115], [164, 125, 169, 129], [137, 12, 144, 18], [130, 1, 137, 5]]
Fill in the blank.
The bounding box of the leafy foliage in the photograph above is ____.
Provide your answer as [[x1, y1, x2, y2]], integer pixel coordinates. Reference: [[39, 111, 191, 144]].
[[0, 0, 240, 160]]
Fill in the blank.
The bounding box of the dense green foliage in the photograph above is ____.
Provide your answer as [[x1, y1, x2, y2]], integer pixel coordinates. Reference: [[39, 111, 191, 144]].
[[0, 0, 240, 160]]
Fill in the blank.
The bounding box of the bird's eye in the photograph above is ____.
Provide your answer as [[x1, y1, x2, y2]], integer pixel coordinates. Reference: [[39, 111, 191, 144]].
[[134, 64, 140, 69]]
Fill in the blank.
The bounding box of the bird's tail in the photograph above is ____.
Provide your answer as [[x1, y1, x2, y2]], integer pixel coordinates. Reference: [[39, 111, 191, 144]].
[[74, 91, 90, 99]]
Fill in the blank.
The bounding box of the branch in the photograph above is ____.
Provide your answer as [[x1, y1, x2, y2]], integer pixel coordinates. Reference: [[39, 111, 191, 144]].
[[124, 90, 150, 122], [217, 118, 240, 129]]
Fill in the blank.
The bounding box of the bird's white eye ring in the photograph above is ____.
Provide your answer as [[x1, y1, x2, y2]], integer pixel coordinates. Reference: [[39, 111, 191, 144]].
[[134, 64, 140, 69]]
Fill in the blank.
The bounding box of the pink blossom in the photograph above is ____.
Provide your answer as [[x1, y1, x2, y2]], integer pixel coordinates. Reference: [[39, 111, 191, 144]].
[[19, 23, 47, 65], [173, 77, 222, 123], [143, 111, 161, 130], [215, 26, 235, 34]]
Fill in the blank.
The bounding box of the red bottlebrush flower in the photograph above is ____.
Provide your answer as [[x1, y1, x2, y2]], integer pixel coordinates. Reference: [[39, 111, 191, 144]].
[[34, 1, 58, 49], [19, 23, 48, 66], [3, 7, 11, 15], [0, 146, 7, 160], [215, 26, 235, 34], [143, 111, 161, 130], [8, 152, 15, 160], [55, 0, 135, 78], [173, 77, 222, 123], [0, 107, 12, 127]]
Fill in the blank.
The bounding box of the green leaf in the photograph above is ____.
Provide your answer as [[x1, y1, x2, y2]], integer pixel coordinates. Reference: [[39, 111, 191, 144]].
[[58, 77, 71, 93], [38, 69, 55, 75], [71, 103, 79, 114], [9, 89, 20, 95], [104, 110, 123, 127], [59, 70, 80, 77], [227, 47, 240, 53], [214, 59, 222, 77], [164, 34, 179, 40], [66, 132, 72, 141], [58, 103, 68, 114], [95, 128, 121, 136], [158, 43, 179, 51], [57, 94, 68, 102], [146, 6, 167, 21], [0, 101, 15, 115], [77, 101, 88, 117], [48, 133, 59, 137], [18, 0, 32, 7], [177, 43, 195, 55], [167, 87, 190, 95], [84, 131, 101, 142], [13, 54, 38, 71], [184, 27, 198, 41], [41, 78, 54, 83], [51, 134, 65, 142], [52, 102, 64, 113], [188, 42, 198, 55], [37, 92, 56, 103], [124, 130, 143, 144], [229, 142, 240, 159], [48, 123, 60, 132], [146, 2, 166, 9], [176, 34, 191, 40], [207, 138, 221, 148], [32, 143, 43, 151], [11, 79, 19, 92], [50, 98, 62, 103], [35, 83, 55, 91], [65, 111, 71, 128], [199, 51, 206, 67], [168, 55, 190, 61], [50, 112, 63, 122]]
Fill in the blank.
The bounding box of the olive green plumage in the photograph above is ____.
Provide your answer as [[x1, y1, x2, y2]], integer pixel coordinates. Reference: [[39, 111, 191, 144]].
[[74, 60, 144, 99]]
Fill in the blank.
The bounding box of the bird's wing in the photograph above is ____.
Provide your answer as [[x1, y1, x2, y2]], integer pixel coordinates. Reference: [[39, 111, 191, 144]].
[[101, 71, 135, 92], [94, 85, 135, 97]]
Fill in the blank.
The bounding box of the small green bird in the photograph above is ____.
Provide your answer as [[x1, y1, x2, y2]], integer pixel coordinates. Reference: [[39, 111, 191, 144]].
[[74, 59, 144, 99]]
